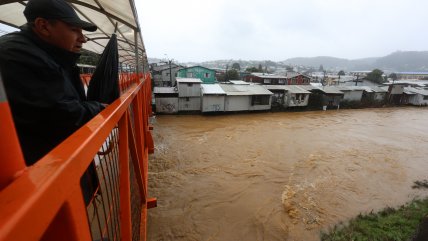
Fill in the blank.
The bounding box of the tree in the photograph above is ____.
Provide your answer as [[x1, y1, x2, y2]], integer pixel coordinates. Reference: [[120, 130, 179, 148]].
[[365, 69, 385, 84], [319, 64, 324, 72], [226, 69, 240, 80], [389, 73, 398, 81], [338, 70, 345, 76], [231, 63, 241, 71], [258, 64, 263, 72], [246, 67, 259, 73]]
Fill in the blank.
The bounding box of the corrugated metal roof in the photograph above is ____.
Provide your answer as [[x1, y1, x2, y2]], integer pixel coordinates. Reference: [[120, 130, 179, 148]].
[[284, 85, 311, 94], [153, 87, 177, 94], [201, 84, 226, 95], [176, 77, 203, 83], [220, 84, 272, 96], [369, 86, 388, 93], [300, 85, 321, 91], [251, 73, 287, 79], [318, 86, 344, 95], [229, 80, 250, 85], [397, 72, 428, 75], [405, 87, 428, 96], [263, 85, 310, 94], [338, 86, 365, 92]]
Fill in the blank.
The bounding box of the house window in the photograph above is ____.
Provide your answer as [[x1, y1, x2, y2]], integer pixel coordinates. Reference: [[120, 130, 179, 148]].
[[263, 79, 271, 84], [424, 96, 428, 100], [187, 83, 193, 87], [186, 97, 190, 101], [278, 79, 285, 84], [251, 95, 270, 105], [205, 73, 210, 78], [186, 72, 194, 78]]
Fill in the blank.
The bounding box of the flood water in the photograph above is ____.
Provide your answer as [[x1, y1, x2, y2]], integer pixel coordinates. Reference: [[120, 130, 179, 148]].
[[147, 107, 428, 241]]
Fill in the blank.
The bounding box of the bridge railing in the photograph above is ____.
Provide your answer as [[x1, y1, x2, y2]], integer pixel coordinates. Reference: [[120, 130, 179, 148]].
[[0, 73, 155, 241]]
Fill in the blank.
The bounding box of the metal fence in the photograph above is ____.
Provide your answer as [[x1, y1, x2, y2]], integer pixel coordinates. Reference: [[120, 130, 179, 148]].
[[0, 73, 155, 241]]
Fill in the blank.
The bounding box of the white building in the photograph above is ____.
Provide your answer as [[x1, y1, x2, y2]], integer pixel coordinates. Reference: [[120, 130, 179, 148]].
[[176, 78, 202, 112], [220, 84, 272, 112], [153, 87, 178, 113], [201, 84, 226, 113]]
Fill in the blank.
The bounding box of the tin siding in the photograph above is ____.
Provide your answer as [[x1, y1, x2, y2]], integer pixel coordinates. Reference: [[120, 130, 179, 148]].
[[225, 96, 250, 111], [178, 97, 201, 111], [202, 95, 225, 112], [178, 83, 201, 97]]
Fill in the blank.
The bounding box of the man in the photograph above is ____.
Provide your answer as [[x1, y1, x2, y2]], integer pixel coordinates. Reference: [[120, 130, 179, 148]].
[[0, 0, 105, 165]]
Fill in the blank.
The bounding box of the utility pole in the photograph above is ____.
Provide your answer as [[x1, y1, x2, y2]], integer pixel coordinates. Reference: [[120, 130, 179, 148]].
[[169, 59, 172, 85], [163, 54, 174, 86]]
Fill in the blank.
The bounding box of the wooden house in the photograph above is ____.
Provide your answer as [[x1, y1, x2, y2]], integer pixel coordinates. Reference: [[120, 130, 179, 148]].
[[177, 66, 216, 84]]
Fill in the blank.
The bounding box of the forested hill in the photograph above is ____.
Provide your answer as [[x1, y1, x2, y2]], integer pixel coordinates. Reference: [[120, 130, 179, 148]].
[[283, 51, 428, 71], [148, 51, 428, 72]]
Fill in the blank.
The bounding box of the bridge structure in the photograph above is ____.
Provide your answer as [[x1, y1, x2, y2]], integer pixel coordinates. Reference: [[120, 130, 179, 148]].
[[0, 1, 156, 240]]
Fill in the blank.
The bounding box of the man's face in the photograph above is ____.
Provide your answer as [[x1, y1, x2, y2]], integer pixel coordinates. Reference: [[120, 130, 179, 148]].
[[44, 20, 87, 53]]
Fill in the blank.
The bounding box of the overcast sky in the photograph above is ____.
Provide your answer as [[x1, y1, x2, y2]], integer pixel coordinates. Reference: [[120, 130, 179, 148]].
[[136, 0, 428, 62]]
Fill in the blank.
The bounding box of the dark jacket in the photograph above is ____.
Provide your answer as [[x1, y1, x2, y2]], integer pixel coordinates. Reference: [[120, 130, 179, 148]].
[[0, 25, 104, 165]]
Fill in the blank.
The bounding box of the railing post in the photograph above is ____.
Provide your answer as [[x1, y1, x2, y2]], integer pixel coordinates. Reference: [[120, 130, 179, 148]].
[[119, 113, 132, 241], [0, 74, 26, 190]]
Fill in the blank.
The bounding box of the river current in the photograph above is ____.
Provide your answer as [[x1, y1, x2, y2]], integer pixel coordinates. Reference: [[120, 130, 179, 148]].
[[147, 107, 428, 241]]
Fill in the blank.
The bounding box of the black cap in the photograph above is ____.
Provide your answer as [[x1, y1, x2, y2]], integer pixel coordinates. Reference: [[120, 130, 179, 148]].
[[24, 0, 97, 32]]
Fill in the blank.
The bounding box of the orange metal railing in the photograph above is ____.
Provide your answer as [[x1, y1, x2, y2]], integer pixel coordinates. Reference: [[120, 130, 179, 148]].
[[0, 72, 155, 241]]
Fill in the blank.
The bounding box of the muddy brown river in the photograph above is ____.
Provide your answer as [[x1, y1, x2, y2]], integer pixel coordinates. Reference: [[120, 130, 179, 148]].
[[147, 107, 428, 241]]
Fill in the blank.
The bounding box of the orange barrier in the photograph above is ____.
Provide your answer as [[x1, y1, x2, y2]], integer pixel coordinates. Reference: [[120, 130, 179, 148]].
[[0, 73, 155, 241]]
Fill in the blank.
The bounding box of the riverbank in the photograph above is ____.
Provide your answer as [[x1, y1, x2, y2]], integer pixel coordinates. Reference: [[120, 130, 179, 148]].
[[321, 197, 428, 241]]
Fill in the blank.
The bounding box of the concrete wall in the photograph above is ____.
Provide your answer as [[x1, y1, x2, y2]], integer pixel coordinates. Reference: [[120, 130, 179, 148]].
[[202, 95, 225, 112], [155, 98, 178, 113], [178, 97, 201, 111]]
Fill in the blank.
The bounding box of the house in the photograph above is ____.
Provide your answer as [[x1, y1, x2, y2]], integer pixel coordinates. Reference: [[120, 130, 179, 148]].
[[243, 73, 287, 85], [264, 85, 310, 108], [302, 86, 344, 110], [285, 73, 312, 85], [360, 86, 388, 104], [403, 87, 428, 106], [219, 84, 273, 112], [177, 66, 216, 84], [201, 84, 226, 113], [176, 78, 202, 112], [386, 83, 406, 105], [243, 73, 311, 85], [153, 87, 178, 113], [151, 63, 182, 87], [338, 86, 365, 102]]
